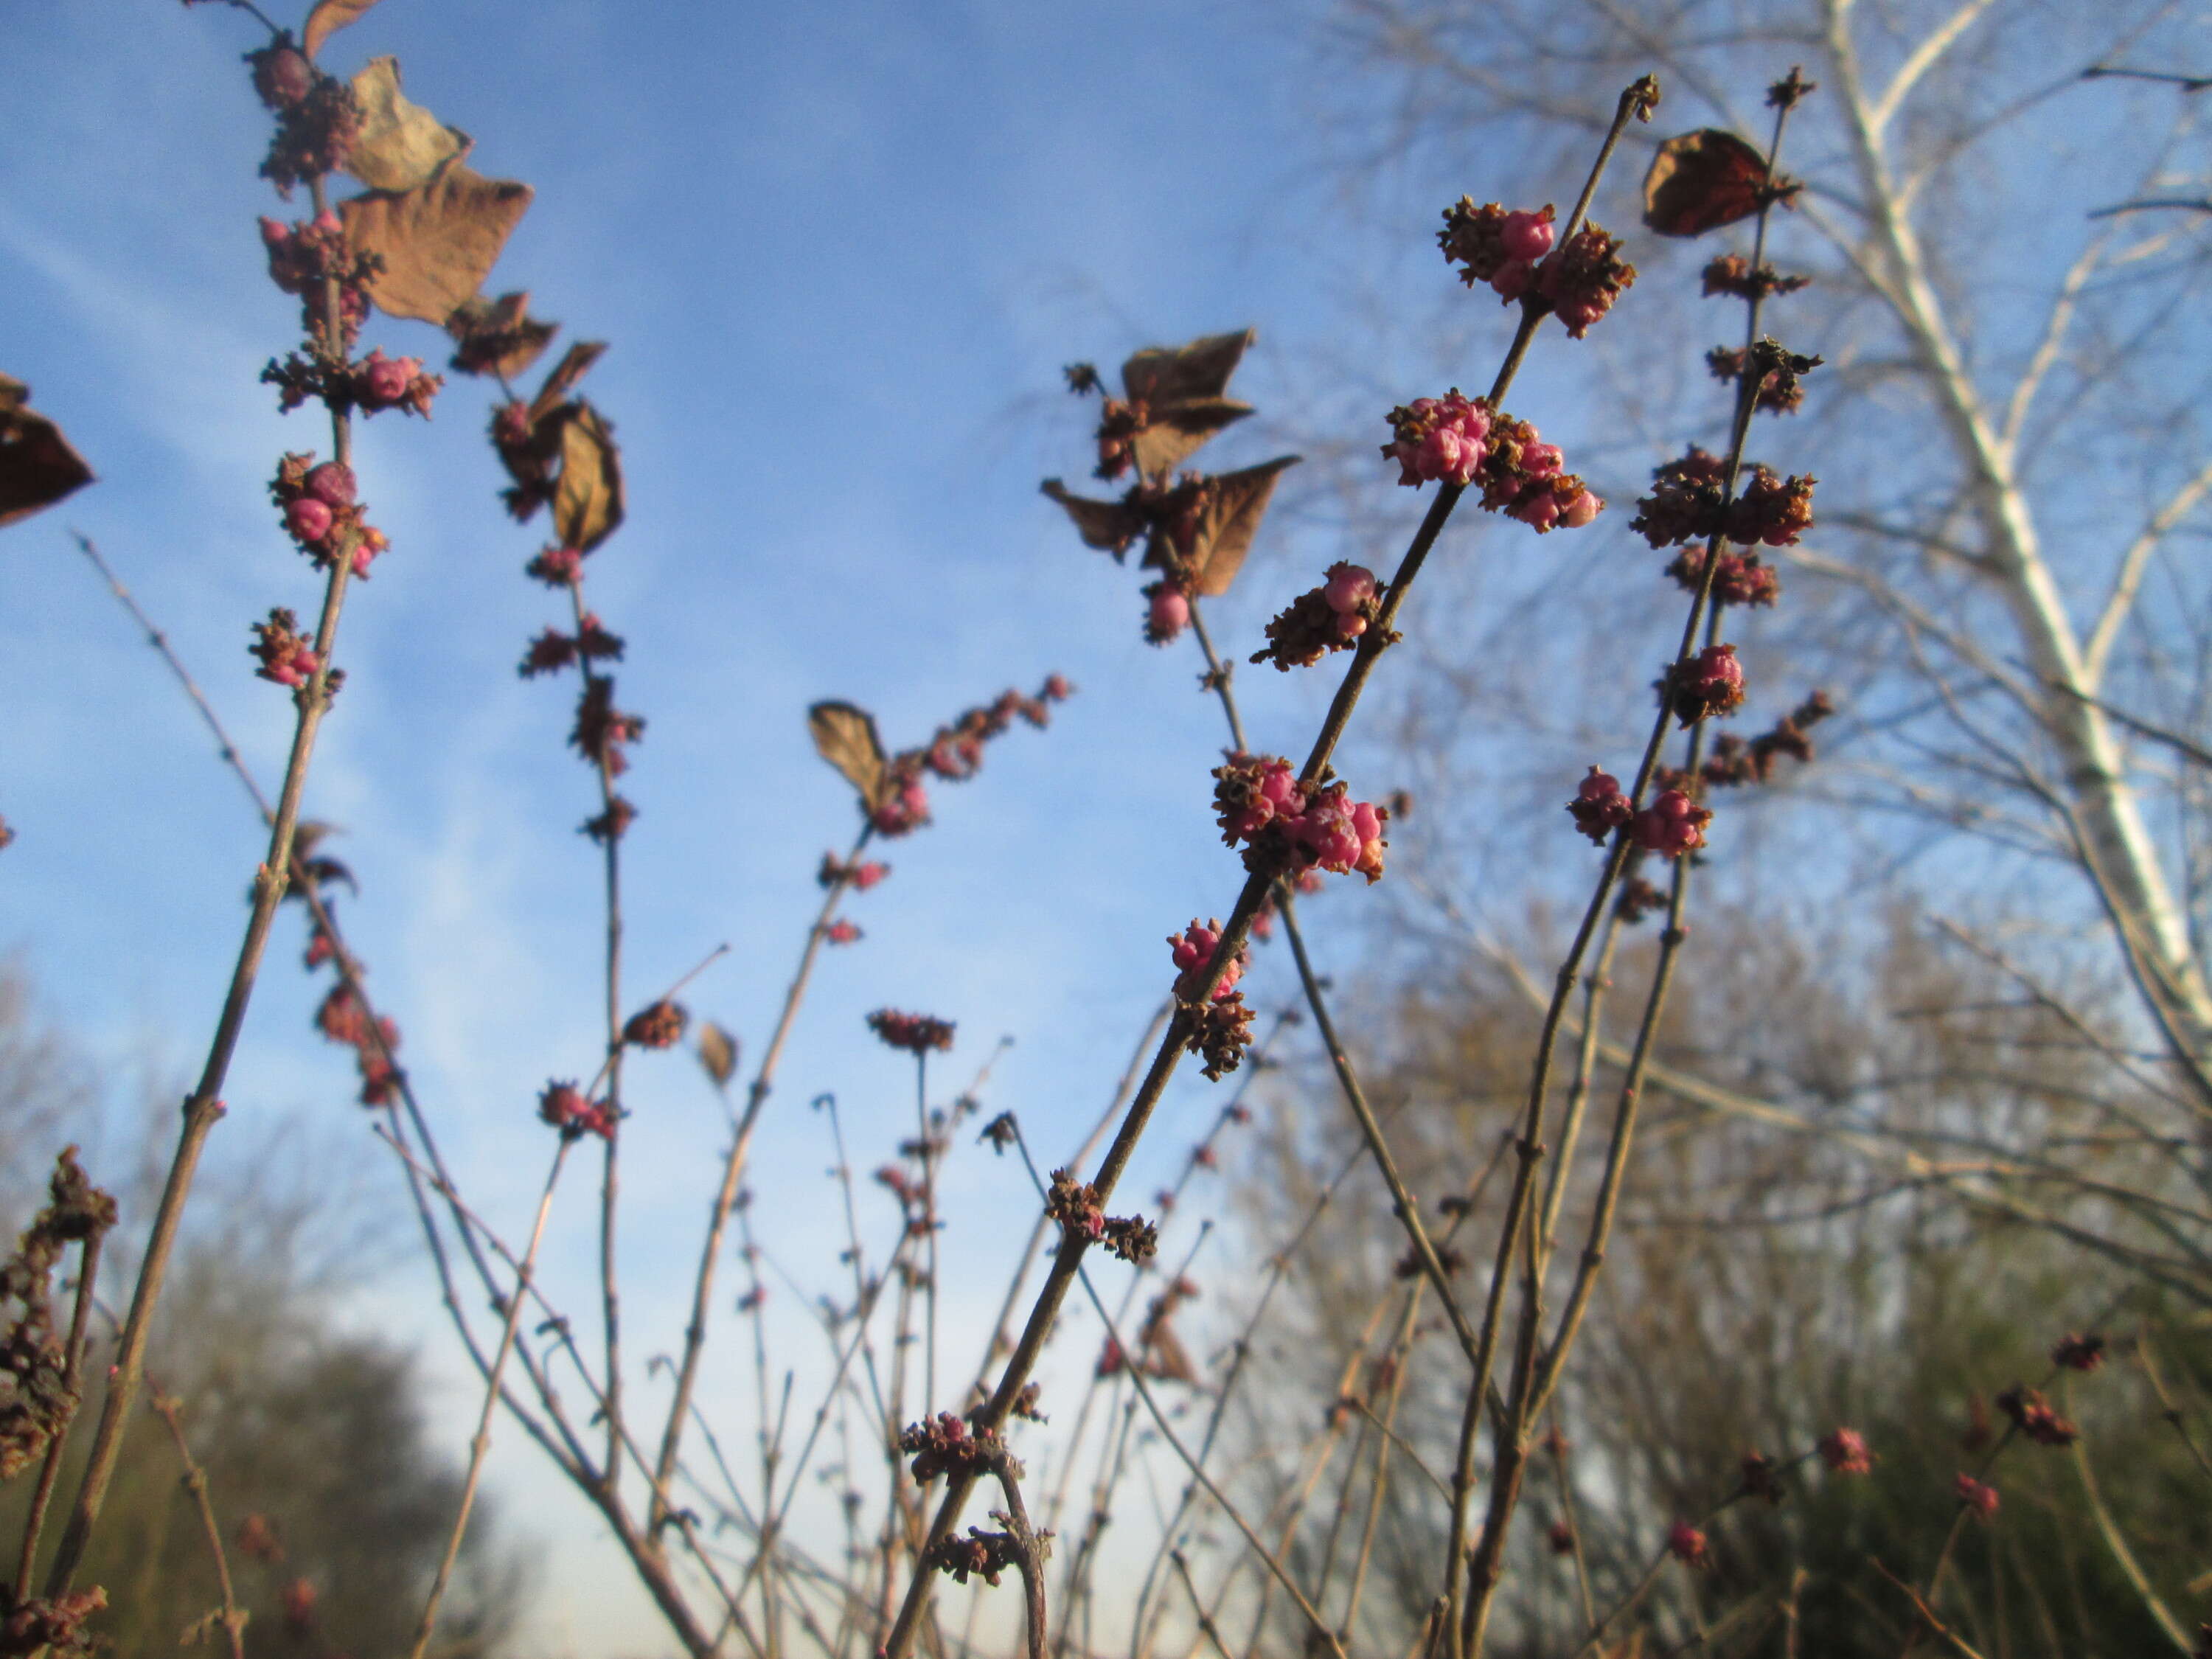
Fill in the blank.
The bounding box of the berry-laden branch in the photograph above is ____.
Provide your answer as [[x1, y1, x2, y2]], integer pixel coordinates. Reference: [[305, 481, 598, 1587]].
[[46, 21, 437, 1594], [883, 74, 1661, 1659]]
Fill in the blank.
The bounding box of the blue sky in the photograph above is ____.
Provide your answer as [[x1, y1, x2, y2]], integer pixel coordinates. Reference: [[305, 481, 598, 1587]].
[[3, 1, 1545, 1648]]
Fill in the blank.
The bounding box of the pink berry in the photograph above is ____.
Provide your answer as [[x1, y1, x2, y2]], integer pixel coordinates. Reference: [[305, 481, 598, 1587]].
[[1321, 563, 1377, 614], [1562, 490, 1601, 529], [1499, 209, 1555, 262], [1489, 259, 1536, 302], [1149, 586, 1190, 639], [1579, 770, 1620, 801], [1521, 442, 1562, 479], [305, 462, 356, 508], [285, 496, 333, 543]]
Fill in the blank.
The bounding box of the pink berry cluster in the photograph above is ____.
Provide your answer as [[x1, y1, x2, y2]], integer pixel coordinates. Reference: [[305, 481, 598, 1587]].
[[517, 614, 625, 679], [898, 1412, 1009, 1483], [526, 546, 585, 588], [1666, 1520, 1710, 1568], [248, 608, 319, 689], [570, 677, 646, 779], [1211, 754, 1390, 884], [1565, 771, 1712, 860], [2052, 1332, 2105, 1371], [1954, 1472, 2000, 1519], [824, 919, 862, 946], [538, 1079, 616, 1142], [1666, 546, 1780, 609], [869, 677, 1072, 838], [1437, 199, 1638, 336], [246, 36, 358, 195], [1045, 1168, 1157, 1263], [257, 209, 375, 344], [818, 853, 890, 891], [1995, 1385, 2079, 1447], [1251, 563, 1388, 672], [1817, 1426, 1875, 1475], [262, 344, 440, 421], [1380, 394, 1602, 532], [1168, 919, 1246, 1003], [269, 453, 389, 580], [1664, 642, 1747, 726], [867, 1009, 956, 1055], [1630, 447, 1817, 552], [312, 981, 403, 1109]]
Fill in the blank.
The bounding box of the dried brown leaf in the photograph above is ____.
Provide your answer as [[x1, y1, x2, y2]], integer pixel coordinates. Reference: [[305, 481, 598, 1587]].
[[1040, 479, 1143, 556], [807, 702, 888, 810], [446, 291, 557, 380], [1189, 456, 1298, 597], [1120, 329, 1254, 406], [344, 58, 471, 193], [1140, 1319, 1198, 1385], [1641, 129, 1770, 237], [529, 341, 609, 425], [697, 1022, 740, 1091], [338, 167, 532, 325], [0, 375, 94, 530], [1130, 396, 1253, 479], [303, 0, 384, 60], [552, 402, 623, 554]]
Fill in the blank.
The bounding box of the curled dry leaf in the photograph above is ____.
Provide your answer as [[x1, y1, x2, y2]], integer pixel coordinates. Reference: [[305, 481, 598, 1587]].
[[345, 58, 470, 194], [1120, 330, 1254, 407], [1187, 456, 1298, 597], [1040, 480, 1143, 557], [303, 0, 385, 60], [697, 1022, 740, 1091], [445, 291, 557, 380], [1130, 396, 1253, 480], [0, 375, 94, 529], [338, 166, 532, 325], [807, 701, 888, 811], [1641, 129, 1770, 237], [553, 403, 623, 554], [529, 341, 609, 423]]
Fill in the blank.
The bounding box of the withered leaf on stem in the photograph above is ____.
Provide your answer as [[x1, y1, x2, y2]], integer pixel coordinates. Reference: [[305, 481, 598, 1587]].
[[0, 375, 94, 530], [1130, 396, 1253, 480], [447, 292, 557, 380], [807, 701, 888, 811], [1121, 329, 1255, 407], [1187, 456, 1298, 597], [344, 58, 471, 194], [302, 0, 386, 60], [1040, 480, 1143, 557], [552, 403, 623, 554], [1641, 129, 1770, 237], [529, 341, 609, 425], [696, 1022, 740, 1091], [338, 167, 532, 325]]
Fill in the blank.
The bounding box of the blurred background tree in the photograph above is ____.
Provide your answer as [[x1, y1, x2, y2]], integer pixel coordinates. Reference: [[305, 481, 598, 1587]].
[[0, 967, 524, 1659]]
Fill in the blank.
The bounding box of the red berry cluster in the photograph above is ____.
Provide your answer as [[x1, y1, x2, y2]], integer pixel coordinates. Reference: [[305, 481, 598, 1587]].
[[2051, 1332, 2105, 1372], [868, 1009, 956, 1054], [569, 678, 646, 780], [1211, 754, 1390, 884], [824, 919, 862, 946], [1438, 201, 1637, 336], [868, 678, 1071, 838], [622, 1000, 689, 1051], [312, 981, 403, 1108], [1043, 1169, 1155, 1262], [1251, 563, 1392, 671], [1380, 394, 1602, 530], [517, 613, 625, 679], [257, 210, 377, 345], [1568, 768, 1634, 844], [269, 453, 389, 580], [897, 1412, 1012, 1483], [1666, 1520, 1710, 1568], [247, 38, 358, 195], [1630, 448, 1817, 552], [1954, 1472, 2000, 1519], [1994, 1385, 2079, 1447], [922, 1528, 1031, 1589], [819, 854, 890, 891], [248, 608, 320, 689], [1663, 642, 1747, 727], [538, 1079, 616, 1142], [1818, 1427, 1875, 1475], [1666, 546, 1780, 609], [1167, 919, 1246, 1003]]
